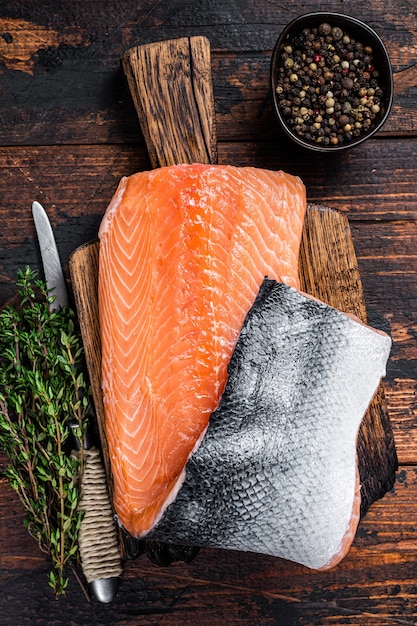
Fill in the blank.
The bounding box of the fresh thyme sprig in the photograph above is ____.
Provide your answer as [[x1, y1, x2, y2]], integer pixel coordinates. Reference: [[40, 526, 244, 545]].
[[0, 266, 90, 595]]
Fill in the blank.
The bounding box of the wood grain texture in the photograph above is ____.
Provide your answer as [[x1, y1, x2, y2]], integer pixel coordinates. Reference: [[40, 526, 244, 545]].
[[67, 241, 111, 483], [122, 37, 217, 167], [1, 462, 417, 624], [0, 2, 415, 147]]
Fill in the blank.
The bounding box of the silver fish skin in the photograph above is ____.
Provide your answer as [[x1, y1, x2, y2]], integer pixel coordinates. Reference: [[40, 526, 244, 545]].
[[149, 280, 392, 570]]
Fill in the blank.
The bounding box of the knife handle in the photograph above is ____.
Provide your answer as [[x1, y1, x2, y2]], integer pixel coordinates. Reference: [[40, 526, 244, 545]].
[[74, 446, 122, 603]]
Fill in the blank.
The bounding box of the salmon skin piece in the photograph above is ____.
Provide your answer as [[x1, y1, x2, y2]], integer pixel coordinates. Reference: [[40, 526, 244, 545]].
[[149, 280, 392, 570], [98, 163, 306, 538]]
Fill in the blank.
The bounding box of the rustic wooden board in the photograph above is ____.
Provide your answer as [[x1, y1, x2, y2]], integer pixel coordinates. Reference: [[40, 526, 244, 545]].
[[68, 37, 397, 563]]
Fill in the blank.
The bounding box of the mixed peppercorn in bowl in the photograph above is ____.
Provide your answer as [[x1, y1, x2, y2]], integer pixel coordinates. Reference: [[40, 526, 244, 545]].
[[271, 13, 393, 152]]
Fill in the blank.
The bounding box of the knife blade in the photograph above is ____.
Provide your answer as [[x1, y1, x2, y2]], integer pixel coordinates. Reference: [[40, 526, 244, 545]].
[[32, 201, 122, 603], [32, 201, 68, 310]]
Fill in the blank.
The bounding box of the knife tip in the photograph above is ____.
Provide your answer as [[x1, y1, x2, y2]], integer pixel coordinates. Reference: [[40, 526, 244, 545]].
[[32, 200, 43, 212]]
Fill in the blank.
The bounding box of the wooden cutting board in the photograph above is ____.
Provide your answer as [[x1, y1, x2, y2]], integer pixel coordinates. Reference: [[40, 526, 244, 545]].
[[69, 36, 397, 558]]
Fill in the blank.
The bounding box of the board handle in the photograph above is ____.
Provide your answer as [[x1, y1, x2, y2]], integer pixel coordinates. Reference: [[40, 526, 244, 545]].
[[122, 36, 218, 167]]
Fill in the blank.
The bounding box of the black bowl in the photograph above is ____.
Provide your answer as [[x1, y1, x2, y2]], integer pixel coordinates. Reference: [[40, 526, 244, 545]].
[[270, 12, 393, 152]]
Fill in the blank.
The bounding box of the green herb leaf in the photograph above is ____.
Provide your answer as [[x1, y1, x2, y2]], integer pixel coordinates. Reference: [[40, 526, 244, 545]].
[[0, 267, 91, 596]]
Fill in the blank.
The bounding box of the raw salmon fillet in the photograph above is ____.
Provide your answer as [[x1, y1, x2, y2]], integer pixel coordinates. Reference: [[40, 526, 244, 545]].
[[149, 280, 392, 569], [98, 163, 306, 537]]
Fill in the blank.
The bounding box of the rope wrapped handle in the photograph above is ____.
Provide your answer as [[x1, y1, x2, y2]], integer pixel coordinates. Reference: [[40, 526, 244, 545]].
[[76, 447, 122, 601]]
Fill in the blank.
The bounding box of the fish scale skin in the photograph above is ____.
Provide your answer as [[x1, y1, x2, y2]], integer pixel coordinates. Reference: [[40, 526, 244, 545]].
[[149, 280, 392, 570]]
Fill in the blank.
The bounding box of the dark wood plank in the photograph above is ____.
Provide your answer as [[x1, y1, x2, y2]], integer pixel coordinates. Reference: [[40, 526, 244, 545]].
[[2, 463, 417, 624], [0, 52, 414, 146], [0, 4, 415, 147]]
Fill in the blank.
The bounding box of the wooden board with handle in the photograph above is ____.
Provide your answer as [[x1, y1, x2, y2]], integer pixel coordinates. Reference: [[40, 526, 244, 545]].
[[69, 35, 397, 559]]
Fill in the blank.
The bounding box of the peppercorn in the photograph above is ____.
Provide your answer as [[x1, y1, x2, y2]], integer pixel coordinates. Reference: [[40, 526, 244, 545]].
[[341, 76, 354, 89], [274, 21, 385, 147], [318, 23, 332, 36], [331, 27, 343, 41], [338, 114, 350, 126]]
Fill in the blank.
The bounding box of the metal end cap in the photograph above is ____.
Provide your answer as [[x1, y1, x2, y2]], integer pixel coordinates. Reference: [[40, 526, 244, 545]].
[[90, 576, 120, 603]]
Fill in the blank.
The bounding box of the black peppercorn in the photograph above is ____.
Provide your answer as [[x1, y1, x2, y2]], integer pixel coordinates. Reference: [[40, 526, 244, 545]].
[[331, 26, 343, 41], [318, 23, 332, 36]]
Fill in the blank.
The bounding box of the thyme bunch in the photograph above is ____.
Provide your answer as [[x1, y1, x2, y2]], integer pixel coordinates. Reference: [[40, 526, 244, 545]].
[[0, 267, 90, 595]]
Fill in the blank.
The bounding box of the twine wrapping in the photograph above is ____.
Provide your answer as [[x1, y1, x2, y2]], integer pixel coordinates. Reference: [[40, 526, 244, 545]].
[[77, 447, 123, 583]]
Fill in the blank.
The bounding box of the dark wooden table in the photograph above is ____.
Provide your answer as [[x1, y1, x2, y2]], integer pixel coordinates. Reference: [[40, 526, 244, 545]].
[[0, 1, 416, 624]]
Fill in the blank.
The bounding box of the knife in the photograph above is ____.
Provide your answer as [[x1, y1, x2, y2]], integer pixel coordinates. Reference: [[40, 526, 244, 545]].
[[32, 201, 122, 603]]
